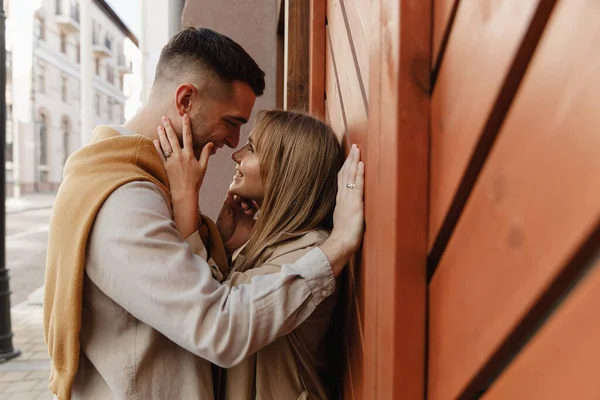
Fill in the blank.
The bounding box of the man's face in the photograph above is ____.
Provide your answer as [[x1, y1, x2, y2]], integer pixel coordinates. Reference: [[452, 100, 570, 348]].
[[188, 81, 256, 158]]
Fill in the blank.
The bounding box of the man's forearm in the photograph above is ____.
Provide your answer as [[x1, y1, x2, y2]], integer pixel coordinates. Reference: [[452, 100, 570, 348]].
[[318, 237, 353, 277]]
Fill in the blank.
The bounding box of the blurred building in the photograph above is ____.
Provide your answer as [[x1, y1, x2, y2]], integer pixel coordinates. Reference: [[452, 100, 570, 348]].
[[5, 0, 138, 195], [139, 0, 184, 103]]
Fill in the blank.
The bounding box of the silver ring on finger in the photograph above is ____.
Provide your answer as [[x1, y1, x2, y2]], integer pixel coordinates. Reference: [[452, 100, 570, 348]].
[[164, 150, 172, 158], [346, 183, 355, 189]]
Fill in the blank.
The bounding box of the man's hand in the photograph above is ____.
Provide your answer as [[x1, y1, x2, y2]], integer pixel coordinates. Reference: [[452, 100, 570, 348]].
[[217, 191, 259, 254]]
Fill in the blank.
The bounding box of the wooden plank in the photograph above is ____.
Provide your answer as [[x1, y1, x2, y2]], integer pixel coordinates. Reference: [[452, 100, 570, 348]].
[[429, 0, 549, 257], [340, 0, 369, 98], [362, 0, 430, 399], [428, 0, 600, 397], [325, 30, 347, 141], [350, 0, 369, 37], [327, 0, 368, 147], [309, 0, 326, 117], [483, 252, 600, 400], [284, 0, 310, 111], [432, 0, 458, 68]]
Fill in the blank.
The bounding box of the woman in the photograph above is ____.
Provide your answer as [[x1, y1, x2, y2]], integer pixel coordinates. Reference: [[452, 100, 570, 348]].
[[155, 110, 362, 399]]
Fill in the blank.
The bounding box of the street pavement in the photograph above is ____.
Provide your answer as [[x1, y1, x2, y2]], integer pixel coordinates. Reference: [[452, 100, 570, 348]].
[[1, 194, 55, 400]]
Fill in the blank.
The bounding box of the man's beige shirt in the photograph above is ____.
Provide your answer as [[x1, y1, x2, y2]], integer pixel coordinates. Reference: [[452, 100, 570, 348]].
[[71, 181, 335, 399]]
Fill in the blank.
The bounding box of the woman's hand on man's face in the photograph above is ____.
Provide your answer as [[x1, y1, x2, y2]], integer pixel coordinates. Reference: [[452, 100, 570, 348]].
[[153, 114, 213, 199]]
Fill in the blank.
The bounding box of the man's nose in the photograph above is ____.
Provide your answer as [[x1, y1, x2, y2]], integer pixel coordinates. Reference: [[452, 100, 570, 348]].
[[226, 130, 240, 149]]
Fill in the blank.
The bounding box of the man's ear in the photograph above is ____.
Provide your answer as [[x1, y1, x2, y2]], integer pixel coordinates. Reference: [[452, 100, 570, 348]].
[[174, 83, 196, 116]]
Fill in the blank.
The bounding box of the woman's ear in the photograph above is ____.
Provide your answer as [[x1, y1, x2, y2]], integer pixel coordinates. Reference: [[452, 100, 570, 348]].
[[174, 83, 196, 116]]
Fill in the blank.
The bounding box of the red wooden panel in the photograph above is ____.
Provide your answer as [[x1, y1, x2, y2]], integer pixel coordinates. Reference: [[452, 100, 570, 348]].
[[432, 0, 458, 67], [284, 0, 310, 110], [325, 33, 347, 140], [429, 0, 543, 253], [340, 0, 369, 97], [309, 0, 326, 117], [362, 0, 430, 399], [483, 252, 600, 399], [428, 0, 600, 398], [327, 0, 367, 147]]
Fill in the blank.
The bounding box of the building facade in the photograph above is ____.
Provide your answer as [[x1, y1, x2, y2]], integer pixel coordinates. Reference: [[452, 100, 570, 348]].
[[140, 0, 185, 103], [5, 0, 138, 195]]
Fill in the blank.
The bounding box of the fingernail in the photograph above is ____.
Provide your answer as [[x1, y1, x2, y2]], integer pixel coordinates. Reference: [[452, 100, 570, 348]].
[[183, 114, 189, 121], [161, 116, 167, 122]]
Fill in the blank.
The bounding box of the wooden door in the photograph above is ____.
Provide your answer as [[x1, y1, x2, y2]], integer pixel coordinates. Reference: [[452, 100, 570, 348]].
[[428, 0, 600, 398]]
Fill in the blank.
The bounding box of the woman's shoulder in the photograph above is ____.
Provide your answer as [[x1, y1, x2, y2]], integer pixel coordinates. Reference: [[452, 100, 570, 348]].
[[266, 229, 330, 265]]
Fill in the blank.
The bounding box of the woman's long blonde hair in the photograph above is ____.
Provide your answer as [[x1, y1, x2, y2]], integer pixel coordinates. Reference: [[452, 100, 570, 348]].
[[232, 110, 344, 273]]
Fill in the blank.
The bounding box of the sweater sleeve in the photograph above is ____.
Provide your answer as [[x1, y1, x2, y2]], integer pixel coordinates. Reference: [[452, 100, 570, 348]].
[[84, 181, 335, 367]]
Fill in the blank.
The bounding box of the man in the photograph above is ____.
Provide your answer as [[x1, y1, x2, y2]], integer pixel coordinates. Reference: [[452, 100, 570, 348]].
[[44, 27, 364, 399]]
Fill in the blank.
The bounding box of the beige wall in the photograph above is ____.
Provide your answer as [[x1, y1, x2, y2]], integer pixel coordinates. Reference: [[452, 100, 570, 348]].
[[182, 0, 278, 219]]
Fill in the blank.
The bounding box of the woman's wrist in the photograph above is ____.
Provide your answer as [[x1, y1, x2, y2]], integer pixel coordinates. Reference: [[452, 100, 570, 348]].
[[171, 188, 200, 203], [171, 190, 200, 238]]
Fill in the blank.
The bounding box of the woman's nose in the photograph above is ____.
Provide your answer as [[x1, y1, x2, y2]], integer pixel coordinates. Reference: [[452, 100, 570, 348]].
[[232, 148, 243, 163]]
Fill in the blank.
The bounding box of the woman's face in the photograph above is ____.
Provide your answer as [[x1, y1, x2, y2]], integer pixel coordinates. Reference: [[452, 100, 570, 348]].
[[229, 133, 265, 205]]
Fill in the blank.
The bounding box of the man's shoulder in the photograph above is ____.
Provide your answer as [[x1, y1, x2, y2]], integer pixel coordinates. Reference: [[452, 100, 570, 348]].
[[99, 181, 170, 221]]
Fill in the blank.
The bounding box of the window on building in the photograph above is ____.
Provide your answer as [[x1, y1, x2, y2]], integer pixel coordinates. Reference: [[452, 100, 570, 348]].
[[95, 93, 101, 116], [62, 116, 70, 164], [38, 112, 48, 166], [108, 97, 113, 121], [56, 0, 62, 15], [93, 21, 100, 45], [76, 42, 80, 63], [107, 65, 114, 84], [38, 64, 46, 93], [95, 57, 100, 75], [60, 31, 67, 54], [62, 76, 68, 102], [119, 74, 124, 91], [6, 51, 11, 80], [6, 105, 13, 163], [35, 16, 46, 41]]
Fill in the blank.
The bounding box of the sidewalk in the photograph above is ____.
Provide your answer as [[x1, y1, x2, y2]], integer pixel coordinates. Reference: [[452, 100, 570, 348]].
[[5, 194, 56, 214], [1, 194, 55, 399], [0, 301, 50, 400]]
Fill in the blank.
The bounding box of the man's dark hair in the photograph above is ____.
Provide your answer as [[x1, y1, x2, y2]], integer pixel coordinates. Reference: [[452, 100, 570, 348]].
[[155, 27, 265, 96]]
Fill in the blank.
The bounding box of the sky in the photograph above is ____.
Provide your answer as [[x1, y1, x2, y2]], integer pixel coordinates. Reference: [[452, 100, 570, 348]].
[[105, 0, 141, 39]]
